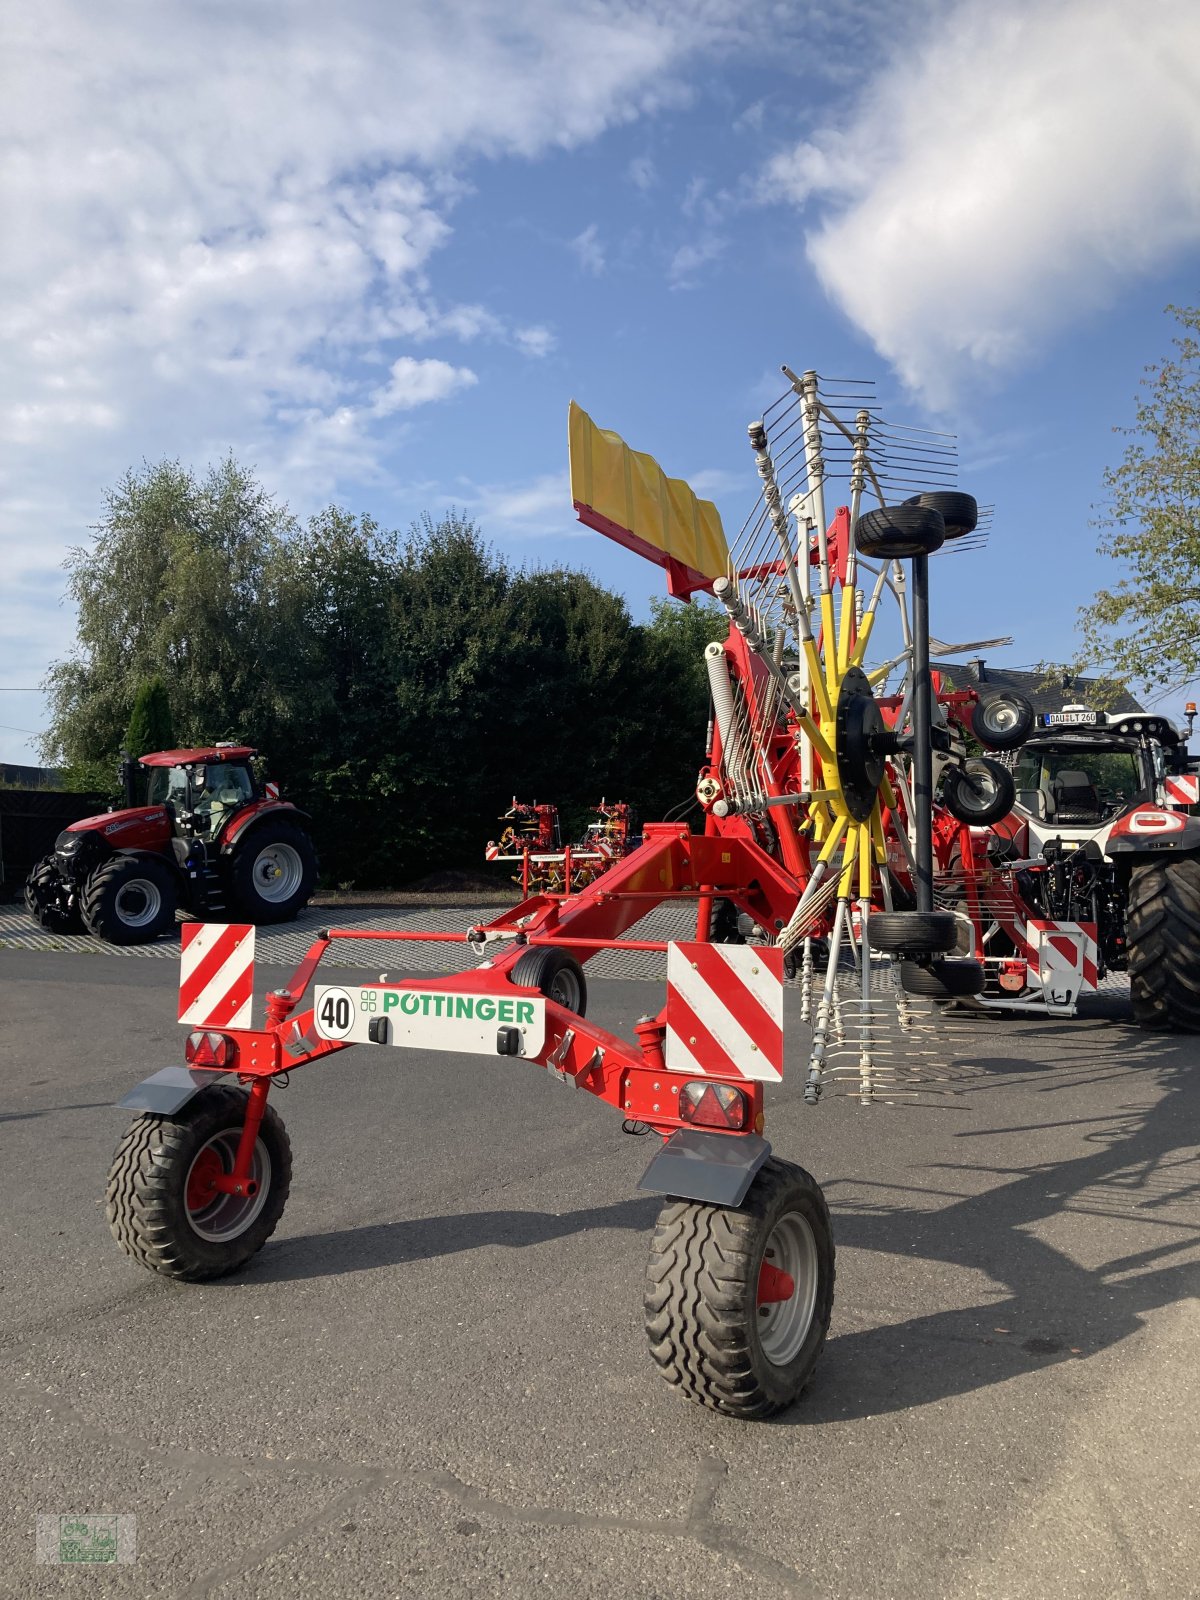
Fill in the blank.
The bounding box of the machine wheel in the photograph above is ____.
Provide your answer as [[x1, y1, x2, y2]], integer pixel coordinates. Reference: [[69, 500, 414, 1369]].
[[970, 691, 1034, 751], [510, 945, 587, 1015], [81, 854, 178, 943], [23, 855, 84, 934], [707, 898, 744, 944], [864, 910, 957, 956], [105, 1085, 292, 1281], [899, 957, 985, 998], [644, 1157, 835, 1419], [903, 490, 978, 539], [227, 821, 317, 923], [854, 504, 945, 559], [1127, 856, 1200, 1031], [941, 758, 1015, 826]]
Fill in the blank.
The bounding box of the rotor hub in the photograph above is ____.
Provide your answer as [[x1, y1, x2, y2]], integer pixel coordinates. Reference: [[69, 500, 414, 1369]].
[[835, 667, 888, 823]]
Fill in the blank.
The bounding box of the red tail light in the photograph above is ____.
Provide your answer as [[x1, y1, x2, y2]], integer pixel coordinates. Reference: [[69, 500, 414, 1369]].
[[185, 1031, 237, 1068], [679, 1080, 748, 1130]]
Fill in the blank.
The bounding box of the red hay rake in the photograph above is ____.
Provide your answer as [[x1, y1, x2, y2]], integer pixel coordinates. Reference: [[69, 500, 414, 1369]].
[[106, 368, 1004, 1418]]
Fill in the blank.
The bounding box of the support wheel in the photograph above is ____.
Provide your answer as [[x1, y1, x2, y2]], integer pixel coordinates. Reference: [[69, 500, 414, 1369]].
[[941, 758, 1015, 827], [970, 691, 1034, 751], [1128, 856, 1200, 1031], [855, 504, 945, 559], [23, 855, 84, 933], [644, 1157, 835, 1419], [105, 1085, 292, 1281], [81, 854, 178, 943], [510, 946, 587, 1015], [864, 910, 957, 956], [227, 821, 318, 923], [899, 957, 984, 998]]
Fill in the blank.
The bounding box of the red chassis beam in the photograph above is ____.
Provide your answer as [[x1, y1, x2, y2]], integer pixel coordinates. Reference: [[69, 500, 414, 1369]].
[[185, 825, 797, 1143]]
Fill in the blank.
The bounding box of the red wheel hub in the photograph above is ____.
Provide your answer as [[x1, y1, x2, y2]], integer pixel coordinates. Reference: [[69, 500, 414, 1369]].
[[187, 1147, 224, 1212], [757, 1261, 795, 1305]]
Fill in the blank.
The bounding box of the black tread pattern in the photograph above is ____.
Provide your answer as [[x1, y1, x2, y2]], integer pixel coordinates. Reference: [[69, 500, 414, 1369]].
[[23, 854, 84, 933], [644, 1157, 835, 1419], [81, 854, 176, 942], [105, 1085, 292, 1281], [1127, 856, 1200, 1032]]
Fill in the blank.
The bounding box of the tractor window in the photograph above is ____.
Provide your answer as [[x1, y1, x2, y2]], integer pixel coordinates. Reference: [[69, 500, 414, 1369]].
[[146, 765, 191, 808], [1015, 747, 1141, 822], [192, 764, 255, 839]]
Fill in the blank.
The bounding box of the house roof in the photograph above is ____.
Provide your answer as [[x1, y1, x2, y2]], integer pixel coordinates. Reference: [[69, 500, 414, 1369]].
[[930, 659, 1143, 719]]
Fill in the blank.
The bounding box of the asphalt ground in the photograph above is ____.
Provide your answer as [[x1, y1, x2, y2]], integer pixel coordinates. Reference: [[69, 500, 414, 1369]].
[[2, 945, 1198, 1598]]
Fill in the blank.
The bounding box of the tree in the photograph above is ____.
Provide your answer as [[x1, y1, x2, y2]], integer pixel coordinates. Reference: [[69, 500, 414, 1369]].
[[125, 676, 176, 758], [1078, 304, 1200, 693], [42, 457, 312, 765]]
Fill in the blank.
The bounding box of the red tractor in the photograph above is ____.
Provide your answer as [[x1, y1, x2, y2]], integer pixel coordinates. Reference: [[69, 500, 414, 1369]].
[[24, 744, 317, 944]]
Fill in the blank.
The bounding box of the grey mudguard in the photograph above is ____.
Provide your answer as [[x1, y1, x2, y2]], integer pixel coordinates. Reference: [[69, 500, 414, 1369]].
[[637, 1128, 772, 1208], [118, 1066, 225, 1114]]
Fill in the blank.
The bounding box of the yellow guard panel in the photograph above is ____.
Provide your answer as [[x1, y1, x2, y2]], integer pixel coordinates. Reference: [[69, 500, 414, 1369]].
[[568, 400, 728, 598]]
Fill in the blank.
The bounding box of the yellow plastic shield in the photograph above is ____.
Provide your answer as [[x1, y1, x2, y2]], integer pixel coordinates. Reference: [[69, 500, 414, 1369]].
[[568, 401, 728, 598]]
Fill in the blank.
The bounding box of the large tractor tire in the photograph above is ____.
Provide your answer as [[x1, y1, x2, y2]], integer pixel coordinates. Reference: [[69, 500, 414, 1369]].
[[105, 1085, 292, 1281], [81, 854, 178, 944], [227, 820, 317, 923], [23, 854, 84, 934], [644, 1157, 835, 1419], [1127, 856, 1200, 1031]]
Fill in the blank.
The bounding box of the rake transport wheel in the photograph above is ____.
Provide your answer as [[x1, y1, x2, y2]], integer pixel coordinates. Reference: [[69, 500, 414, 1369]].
[[941, 758, 1016, 827], [644, 1158, 835, 1419], [227, 820, 318, 923], [864, 910, 957, 957], [82, 854, 178, 944], [510, 945, 588, 1015], [105, 1085, 292, 1281], [970, 690, 1034, 751], [1127, 856, 1200, 1032], [899, 958, 985, 999], [23, 854, 84, 934]]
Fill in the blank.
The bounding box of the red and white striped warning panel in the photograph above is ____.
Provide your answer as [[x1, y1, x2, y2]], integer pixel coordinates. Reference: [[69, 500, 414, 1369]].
[[1164, 774, 1200, 806], [264, 781, 280, 800], [178, 923, 255, 1030], [1026, 918, 1099, 993], [665, 941, 784, 1082]]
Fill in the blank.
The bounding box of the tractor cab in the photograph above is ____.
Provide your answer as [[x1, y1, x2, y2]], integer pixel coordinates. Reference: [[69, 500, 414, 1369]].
[[140, 745, 259, 844]]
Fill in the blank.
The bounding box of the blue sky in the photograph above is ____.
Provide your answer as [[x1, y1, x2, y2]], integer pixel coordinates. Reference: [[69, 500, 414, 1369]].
[[3, 0, 1199, 764]]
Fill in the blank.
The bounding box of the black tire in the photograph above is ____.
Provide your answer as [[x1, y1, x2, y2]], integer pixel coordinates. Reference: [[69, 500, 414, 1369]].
[[708, 898, 743, 944], [855, 504, 945, 559], [941, 758, 1015, 827], [970, 691, 1035, 751], [1127, 856, 1200, 1031], [903, 491, 978, 540], [644, 1157, 835, 1419], [227, 820, 317, 923], [864, 910, 957, 955], [81, 854, 178, 944], [899, 957, 985, 998], [105, 1084, 292, 1281], [23, 854, 84, 934], [510, 945, 587, 1015]]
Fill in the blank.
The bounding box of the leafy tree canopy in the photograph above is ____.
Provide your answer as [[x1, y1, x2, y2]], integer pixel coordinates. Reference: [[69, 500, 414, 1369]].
[[1078, 304, 1200, 694]]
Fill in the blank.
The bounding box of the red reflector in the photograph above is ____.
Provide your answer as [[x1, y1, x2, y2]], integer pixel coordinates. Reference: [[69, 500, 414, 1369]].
[[679, 1080, 748, 1130], [185, 1031, 236, 1068]]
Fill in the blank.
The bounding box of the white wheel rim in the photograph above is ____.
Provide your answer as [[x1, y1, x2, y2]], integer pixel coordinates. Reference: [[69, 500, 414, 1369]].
[[988, 703, 1019, 734], [250, 842, 303, 903], [114, 878, 162, 928], [185, 1130, 271, 1242], [757, 1212, 819, 1367]]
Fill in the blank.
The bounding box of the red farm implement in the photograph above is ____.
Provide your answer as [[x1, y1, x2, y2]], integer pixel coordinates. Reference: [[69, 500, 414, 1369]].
[[484, 797, 637, 896], [108, 369, 1040, 1418]]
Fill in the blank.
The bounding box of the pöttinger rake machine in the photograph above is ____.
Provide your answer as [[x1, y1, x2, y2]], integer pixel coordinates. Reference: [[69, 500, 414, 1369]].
[[107, 369, 986, 1419]]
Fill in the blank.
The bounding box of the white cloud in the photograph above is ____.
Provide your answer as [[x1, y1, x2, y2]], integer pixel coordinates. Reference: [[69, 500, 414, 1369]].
[[669, 235, 725, 287], [767, 0, 1200, 408], [513, 325, 557, 359], [370, 357, 478, 416], [460, 472, 573, 534], [570, 223, 606, 275]]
